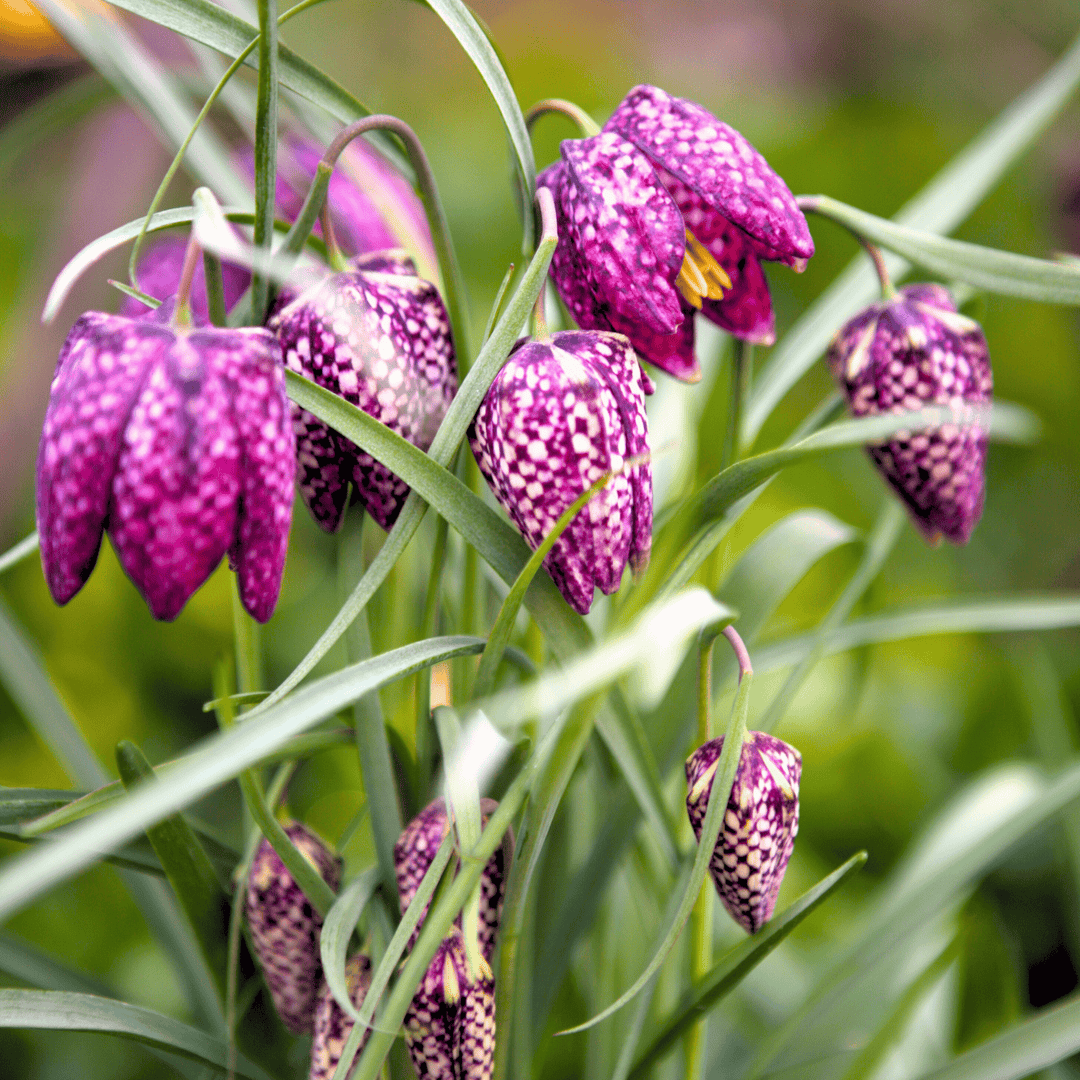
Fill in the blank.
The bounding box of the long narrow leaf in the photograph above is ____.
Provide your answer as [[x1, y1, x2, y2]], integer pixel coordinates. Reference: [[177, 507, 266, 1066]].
[[320, 867, 379, 1021], [0, 533, 39, 576]]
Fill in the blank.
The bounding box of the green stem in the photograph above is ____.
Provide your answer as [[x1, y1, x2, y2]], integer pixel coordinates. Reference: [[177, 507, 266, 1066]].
[[524, 98, 601, 137], [797, 196, 897, 301], [414, 514, 450, 803], [250, 0, 278, 321], [202, 251, 227, 327], [722, 339, 753, 470]]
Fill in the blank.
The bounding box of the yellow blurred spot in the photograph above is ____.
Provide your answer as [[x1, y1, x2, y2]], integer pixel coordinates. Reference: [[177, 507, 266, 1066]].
[[0, 0, 74, 63], [675, 230, 732, 310]]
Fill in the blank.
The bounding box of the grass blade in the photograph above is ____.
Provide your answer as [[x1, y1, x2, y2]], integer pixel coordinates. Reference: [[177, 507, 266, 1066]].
[[0, 533, 39, 576], [320, 867, 379, 1021]]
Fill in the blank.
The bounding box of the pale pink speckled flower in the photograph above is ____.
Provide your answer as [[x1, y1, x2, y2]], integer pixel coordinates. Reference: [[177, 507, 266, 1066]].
[[540, 84, 813, 381], [37, 303, 295, 622]]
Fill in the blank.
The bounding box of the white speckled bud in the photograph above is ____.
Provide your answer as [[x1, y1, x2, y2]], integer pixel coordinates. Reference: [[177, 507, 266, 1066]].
[[685, 732, 801, 934]]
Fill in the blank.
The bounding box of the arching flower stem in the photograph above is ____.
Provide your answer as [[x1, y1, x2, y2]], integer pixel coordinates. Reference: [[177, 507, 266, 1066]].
[[798, 195, 897, 300], [524, 98, 601, 138], [173, 231, 202, 329]]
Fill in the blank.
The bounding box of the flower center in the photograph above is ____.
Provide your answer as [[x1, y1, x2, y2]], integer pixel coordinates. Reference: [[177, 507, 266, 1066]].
[[675, 230, 733, 310]]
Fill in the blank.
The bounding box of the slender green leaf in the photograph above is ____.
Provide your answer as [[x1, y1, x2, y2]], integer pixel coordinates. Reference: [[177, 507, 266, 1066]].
[[0, 990, 272, 1079], [0, 636, 485, 920], [627, 852, 868, 1080], [753, 595, 1080, 673], [743, 30, 1080, 447], [556, 671, 753, 1036], [804, 194, 1080, 303], [917, 992, 1080, 1080], [250, 0, 278, 318], [422, 0, 536, 246], [0, 788, 74, 827], [0, 533, 39, 576], [320, 867, 379, 1021]]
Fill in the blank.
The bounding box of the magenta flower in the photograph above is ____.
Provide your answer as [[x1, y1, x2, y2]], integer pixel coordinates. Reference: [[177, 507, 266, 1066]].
[[246, 823, 342, 1034], [403, 926, 496, 1080], [36, 304, 295, 622], [310, 954, 373, 1080], [826, 283, 993, 544], [539, 85, 813, 381], [394, 798, 510, 963], [469, 330, 652, 615], [120, 234, 251, 324], [268, 250, 456, 531], [685, 732, 801, 934]]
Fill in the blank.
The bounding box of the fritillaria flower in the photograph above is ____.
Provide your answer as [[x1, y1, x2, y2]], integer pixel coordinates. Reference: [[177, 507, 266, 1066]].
[[246, 823, 343, 1034], [685, 732, 801, 934], [469, 329, 652, 615], [539, 84, 813, 381], [269, 250, 456, 531], [120, 234, 251, 324], [826, 283, 993, 544], [394, 797, 510, 961], [37, 302, 295, 622], [310, 954, 373, 1080], [403, 926, 496, 1080]]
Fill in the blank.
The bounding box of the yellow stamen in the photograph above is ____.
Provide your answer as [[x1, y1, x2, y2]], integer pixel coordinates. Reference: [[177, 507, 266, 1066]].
[[676, 229, 733, 309]]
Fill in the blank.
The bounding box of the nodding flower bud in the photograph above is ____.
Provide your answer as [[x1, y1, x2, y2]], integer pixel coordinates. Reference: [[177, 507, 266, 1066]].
[[468, 329, 652, 615], [37, 306, 295, 622], [394, 798, 511, 962], [826, 283, 993, 545], [246, 823, 342, 1034], [404, 926, 496, 1080], [309, 954, 373, 1080], [685, 732, 801, 934], [269, 250, 456, 532]]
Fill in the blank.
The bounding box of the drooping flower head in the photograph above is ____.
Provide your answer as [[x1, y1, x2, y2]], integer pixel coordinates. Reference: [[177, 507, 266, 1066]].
[[469, 329, 652, 615], [120, 234, 251, 324], [826, 283, 992, 544], [37, 303, 295, 622], [246, 822, 342, 1034], [394, 797, 511, 962], [539, 85, 813, 381], [256, 133, 437, 274], [268, 250, 455, 532], [404, 926, 496, 1080], [310, 953, 373, 1080], [685, 731, 801, 934]]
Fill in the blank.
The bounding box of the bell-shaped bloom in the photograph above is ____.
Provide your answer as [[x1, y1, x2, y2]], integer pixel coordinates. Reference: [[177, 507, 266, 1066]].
[[685, 732, 801, 934], [404, 926, 496, 1080], [394, 798, 511, 963], [310, 953, 373, 1080], [37, 305, 295, 622], [826, 283, 993, 544], [120, 234, 251, 324], [246, 823, 343, 1034], [252, 133, 437, 273], [469, 330, 652, 614], [269, 251, 456, 531], [538, 84, 813, 381]]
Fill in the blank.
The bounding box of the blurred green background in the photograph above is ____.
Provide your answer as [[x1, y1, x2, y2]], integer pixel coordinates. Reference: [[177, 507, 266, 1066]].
[[1, 0, 1080, 1076]]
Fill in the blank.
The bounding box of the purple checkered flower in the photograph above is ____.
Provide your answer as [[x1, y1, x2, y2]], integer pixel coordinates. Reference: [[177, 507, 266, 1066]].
[[37, 305, 295, 622], [246, 823, 343, 1034], [469, 330, 652, 615], [826, 283, 993, 544], [685, 731, 801, 934], [120, 234, 251, 324], [403, 926, 496, 1080], [268, 250, 456, 531], [244, 133, 436, 269], [310, 954, 373, 1080], [539, 84, 813, 381], [394, 798, 511, 962]]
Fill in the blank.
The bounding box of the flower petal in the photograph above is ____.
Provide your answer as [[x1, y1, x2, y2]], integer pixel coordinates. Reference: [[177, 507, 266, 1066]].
[[37, 313, 166, 606], [606, 85, 813, 268], [108, 334, 241, 621]]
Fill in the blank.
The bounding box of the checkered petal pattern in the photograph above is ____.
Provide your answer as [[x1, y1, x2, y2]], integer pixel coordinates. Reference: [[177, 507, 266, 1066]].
[[269, 251, 456, 531], [37, 311, 295, 622], [246, 823, 342, 1035], [403, 927, 496, 1080], [309, 954, 373, 1080], [394, 798, 510, 963], [826, 283, 993, 544], [539, 84, 812, 379], [468, 330, 652, 615], [685, 731, 802, 934]]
